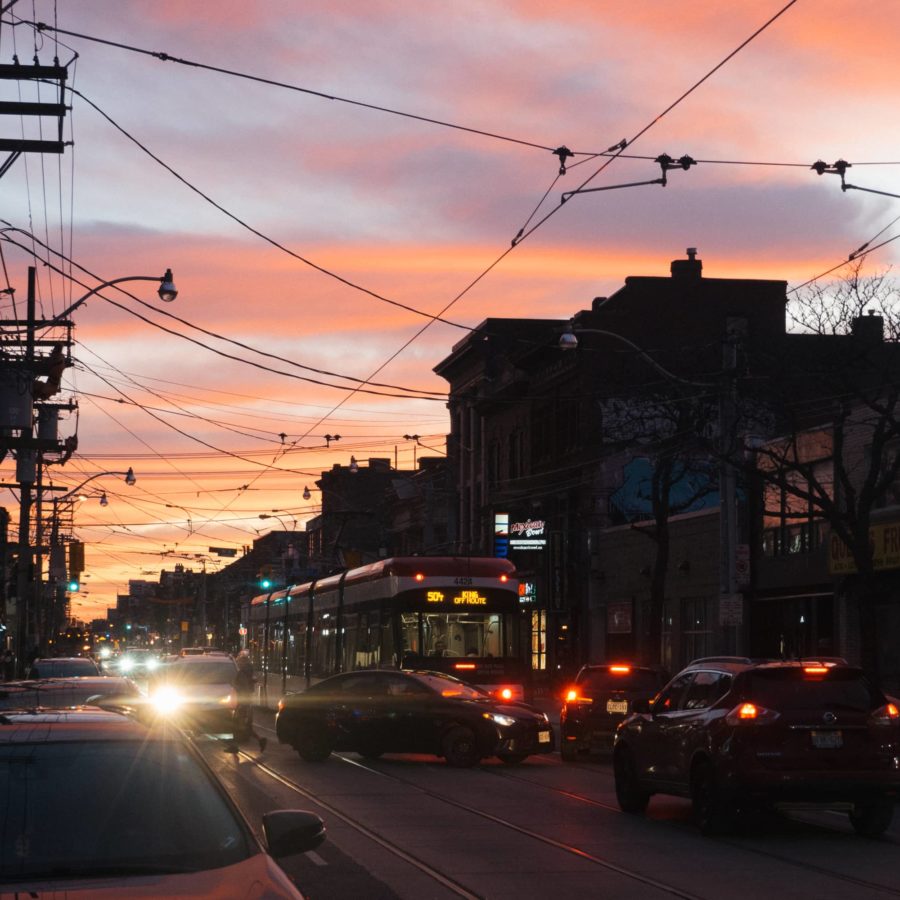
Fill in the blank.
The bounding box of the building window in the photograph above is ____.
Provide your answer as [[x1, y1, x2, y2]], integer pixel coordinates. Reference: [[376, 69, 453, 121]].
[[761, 460, 831, 557], [681, 596, 712, 663], [531, 609, 546, 671]]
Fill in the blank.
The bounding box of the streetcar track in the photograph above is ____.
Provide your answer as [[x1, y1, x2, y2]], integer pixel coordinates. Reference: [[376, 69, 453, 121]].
[[485, 764, 900, 896], [240, 750, 483, 900], [240, 725, 900, 897], [245, 749, 701, 899]]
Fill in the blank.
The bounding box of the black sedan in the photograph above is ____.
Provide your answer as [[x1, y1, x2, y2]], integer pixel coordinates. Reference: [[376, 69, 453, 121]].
[[276, 669, 555, 767]]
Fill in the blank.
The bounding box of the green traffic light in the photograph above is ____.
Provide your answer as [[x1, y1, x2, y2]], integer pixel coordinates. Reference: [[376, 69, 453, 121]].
[[260, 578, 272, 590], [67, 579, 79, 592]]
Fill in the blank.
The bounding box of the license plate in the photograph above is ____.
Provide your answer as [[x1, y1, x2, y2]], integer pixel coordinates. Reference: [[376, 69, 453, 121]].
[[811, 730, 842, 749], [538, 730, 551, 744], [606, 699, 628, 714]]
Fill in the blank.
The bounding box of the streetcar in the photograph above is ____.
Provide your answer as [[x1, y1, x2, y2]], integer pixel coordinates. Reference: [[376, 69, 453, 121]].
[[245, 556, 528, 700]]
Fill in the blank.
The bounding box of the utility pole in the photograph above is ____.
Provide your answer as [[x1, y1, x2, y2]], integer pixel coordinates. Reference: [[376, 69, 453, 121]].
[[14, 267, 36, 674]]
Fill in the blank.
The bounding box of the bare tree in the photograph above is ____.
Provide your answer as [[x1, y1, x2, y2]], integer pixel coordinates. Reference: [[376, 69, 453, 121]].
[[603, 392, 719, 665]]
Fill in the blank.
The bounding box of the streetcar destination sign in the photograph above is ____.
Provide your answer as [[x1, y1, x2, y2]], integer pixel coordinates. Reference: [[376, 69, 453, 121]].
[[427, 589, 488, 606]]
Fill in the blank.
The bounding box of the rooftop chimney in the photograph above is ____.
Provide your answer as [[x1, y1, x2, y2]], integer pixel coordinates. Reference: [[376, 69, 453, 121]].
[[670, 247, 702, 280], [851, 309, 884, 344]]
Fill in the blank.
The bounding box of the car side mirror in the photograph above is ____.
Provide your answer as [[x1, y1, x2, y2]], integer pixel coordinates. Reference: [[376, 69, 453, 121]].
[[263, 810, 326, 858], [631, 698, 652, 715]]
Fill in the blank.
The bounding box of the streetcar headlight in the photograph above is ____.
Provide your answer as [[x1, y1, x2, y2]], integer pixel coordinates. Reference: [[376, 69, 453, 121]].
[[485, 712, 516, 727]]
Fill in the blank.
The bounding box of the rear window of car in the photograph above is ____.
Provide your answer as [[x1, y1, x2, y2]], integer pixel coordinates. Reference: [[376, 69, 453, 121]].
[[32, 659, 99, 677], [577, 668, 661, 694], [743, 667, 881, 711]]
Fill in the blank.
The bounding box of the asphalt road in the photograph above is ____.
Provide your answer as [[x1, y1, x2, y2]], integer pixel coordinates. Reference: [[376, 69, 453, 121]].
[[199, 709, 900, 900]]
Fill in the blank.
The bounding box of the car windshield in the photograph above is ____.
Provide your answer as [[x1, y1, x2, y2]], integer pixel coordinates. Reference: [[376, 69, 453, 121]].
[[0, 738, 253, 880], [578, 669, 660, 693], [409, 672, 490, 700], [744, 668, 881, 711], [32, 659, 99, 677], [166, 662, 236, 685]]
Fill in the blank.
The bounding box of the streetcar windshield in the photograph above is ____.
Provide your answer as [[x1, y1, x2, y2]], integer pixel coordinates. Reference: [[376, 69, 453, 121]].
[[402, 612, 505, 658]]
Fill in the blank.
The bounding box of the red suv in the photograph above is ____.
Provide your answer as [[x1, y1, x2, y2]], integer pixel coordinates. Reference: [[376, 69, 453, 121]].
[[613, 657, 900, 835]]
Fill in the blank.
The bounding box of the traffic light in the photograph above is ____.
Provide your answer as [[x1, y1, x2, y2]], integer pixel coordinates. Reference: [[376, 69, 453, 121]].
[[257, 564, 274, 590], [67, 541, 84, 593]]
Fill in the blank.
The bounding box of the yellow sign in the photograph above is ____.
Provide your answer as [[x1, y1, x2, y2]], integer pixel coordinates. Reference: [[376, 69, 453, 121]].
[[427, 591, 445, 603], [453, 590, 487, 606], [828, 521, 900, 574]]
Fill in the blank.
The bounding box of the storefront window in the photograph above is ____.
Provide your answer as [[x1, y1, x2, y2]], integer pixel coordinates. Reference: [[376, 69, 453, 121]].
[[531, 609, 546, 670]]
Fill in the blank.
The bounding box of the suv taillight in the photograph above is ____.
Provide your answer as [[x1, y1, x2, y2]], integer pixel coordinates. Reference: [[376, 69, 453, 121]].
[[871, 702, 900, 726], [565, 688, 592, 704], [725, 702, 781, 726]]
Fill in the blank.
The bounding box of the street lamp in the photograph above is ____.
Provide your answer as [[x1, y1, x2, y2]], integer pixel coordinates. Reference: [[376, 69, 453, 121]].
[[558, 324, 715, 389], [259, 512, 296, 531], [53, 468, 138, 502], [47, 271, 177, 328], [348, 456, 359, 474], [302, 486, 312, 500]]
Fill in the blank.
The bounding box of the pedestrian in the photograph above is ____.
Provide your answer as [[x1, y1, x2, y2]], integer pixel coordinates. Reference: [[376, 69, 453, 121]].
[[230, 651, 266, 753], [1, 648, 14, 680]]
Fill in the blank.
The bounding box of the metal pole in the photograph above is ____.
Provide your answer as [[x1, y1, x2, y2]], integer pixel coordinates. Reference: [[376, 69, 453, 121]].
[[14, 266, 36, 675]]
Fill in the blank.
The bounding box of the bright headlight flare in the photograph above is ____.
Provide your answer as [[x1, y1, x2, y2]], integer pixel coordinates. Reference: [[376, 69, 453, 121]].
[[118, 658, 134, 672], [146, 658, 159, 671], [219, 692, 237, 708], [485, 712, 516, 727], [151, 686, 184, 715]]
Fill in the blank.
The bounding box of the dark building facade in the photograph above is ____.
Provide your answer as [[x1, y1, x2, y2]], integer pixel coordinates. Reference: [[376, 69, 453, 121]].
[[434, 251, 900, 692]]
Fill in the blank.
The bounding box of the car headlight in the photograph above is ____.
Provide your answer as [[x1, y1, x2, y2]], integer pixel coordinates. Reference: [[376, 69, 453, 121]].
[[151, 685, 184, 715], [541, 712, 550, 724], [145, 658, 159, 671], [484, 712, 517, 727], [118, 658, 134, 672]]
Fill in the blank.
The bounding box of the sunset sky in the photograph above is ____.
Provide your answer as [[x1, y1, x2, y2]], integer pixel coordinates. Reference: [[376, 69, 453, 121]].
[[1, 0, 898, 620]]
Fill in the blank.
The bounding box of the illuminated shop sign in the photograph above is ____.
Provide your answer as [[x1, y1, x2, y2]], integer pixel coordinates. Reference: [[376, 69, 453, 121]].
[[495, 512, 547, 552], [519, 581, 537, 604], [509, 517, 547, 549]]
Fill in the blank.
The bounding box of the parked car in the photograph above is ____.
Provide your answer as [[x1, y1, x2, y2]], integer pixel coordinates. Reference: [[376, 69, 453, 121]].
[[0, 707, 325, 897], [0, 675, 141, 710], [276, 668, 555, 766], [560, 663, 668, 760], [149, 654, 239, 735], [613, 657, 900, 835], [26, 656, 100, 679]]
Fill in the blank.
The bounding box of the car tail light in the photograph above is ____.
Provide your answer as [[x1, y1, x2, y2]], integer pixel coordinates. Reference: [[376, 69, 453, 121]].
[[454, 662, 476, 670], [564, 687, 591, 704], [725, 702, 780, 726], [803, 665, 830, 676], [609, 665, 631, 674], [871, 703, 900, 726], [497, 687, 513, 701]]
